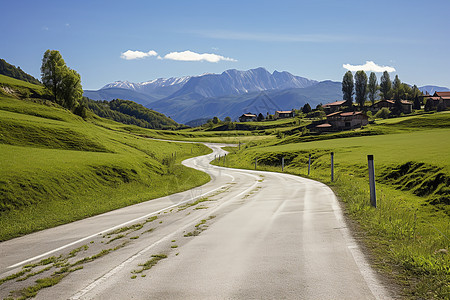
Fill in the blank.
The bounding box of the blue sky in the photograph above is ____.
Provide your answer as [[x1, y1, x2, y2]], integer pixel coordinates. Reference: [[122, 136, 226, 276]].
[[1, 0, 449, 90]]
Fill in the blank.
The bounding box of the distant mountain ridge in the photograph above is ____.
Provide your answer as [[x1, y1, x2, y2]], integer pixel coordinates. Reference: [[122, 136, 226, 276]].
[[84, 67, 318, 105], [418, 85, 450, 94], [167, 67, 317, 100], [149, 80, 342, 124]]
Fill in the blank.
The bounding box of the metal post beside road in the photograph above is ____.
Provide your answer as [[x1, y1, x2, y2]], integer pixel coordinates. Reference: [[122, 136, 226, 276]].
[[282, 157, 285, 172], [368, 155, 377, 208], [308, 154, 311, 175], [331, 152, 334, 182]]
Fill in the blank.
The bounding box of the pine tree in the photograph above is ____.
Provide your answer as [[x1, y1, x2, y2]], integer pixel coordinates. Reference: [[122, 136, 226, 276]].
[[368, 72, 378, 105], [355, 70, 368, 110], [342, 71, 354, 107], [380, 71, 392, 100]]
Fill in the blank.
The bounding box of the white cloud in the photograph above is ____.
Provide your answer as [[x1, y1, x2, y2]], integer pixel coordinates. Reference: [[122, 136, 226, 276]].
[[120, 50, 158, 60], [163, 50, 236, 63], [343, 61, 396, 72]]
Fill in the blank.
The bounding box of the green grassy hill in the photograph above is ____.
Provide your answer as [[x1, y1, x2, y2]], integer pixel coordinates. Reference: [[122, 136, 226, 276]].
[[0, 78, 211, 241], [215, 112, 450, 298]]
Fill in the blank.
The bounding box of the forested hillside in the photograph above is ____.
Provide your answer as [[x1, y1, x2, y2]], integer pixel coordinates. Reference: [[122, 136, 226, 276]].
[[0, 59, 40, 85], [83, 98, 182, 129]]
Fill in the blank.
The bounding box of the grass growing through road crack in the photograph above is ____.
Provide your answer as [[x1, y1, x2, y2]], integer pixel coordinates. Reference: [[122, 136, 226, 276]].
[[132, 254, 167, 274], [0, 239, 129, 299]]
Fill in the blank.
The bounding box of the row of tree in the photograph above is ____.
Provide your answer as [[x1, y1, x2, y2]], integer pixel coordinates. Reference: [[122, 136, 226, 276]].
[[342, 70, 423, 109]]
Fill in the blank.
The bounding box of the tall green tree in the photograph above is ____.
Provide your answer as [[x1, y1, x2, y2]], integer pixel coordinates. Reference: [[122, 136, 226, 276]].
[[368, 72, 378, 105], [342, 71, 354, 107], [41, 50, 66, 103], [60, 68, 83, 110], [354, 70, 368, 110], [380, 71, 392, 100], [392, 75, 402, 101], [41, 50, 83, 112]]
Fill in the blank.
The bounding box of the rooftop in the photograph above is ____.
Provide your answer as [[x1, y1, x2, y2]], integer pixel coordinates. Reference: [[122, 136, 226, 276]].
[[323, 100, 346, 107]]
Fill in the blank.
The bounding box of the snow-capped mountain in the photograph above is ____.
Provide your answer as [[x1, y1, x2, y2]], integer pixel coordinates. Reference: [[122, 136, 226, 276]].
[[101, 76, 192, 100], [168, 67, 318, 99]]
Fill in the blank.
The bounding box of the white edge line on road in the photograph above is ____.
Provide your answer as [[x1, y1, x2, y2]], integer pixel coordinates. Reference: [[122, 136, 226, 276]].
[[7, 175, 234, 270]]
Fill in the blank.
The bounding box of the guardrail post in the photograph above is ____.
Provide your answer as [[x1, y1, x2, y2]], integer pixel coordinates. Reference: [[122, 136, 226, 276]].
[[308, 154, 311, 175], [368, 155, 377, 208], [239, 142, 241, 150], [331, 152, 334, 182], [255, 158, 257, 170], [282, 157, 285, 172]]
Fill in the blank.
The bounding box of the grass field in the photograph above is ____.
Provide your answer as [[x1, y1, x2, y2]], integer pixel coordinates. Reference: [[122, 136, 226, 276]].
[[0, 95, 212, 241], [215, 112, 450, 299]]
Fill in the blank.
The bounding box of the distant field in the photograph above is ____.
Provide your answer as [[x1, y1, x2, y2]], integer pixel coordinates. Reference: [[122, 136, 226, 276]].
[[0, 95, 211, 241]]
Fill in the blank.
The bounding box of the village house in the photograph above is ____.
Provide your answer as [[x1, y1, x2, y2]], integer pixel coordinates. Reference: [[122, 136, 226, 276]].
[[274, 110, 294, 119], [371, 99, 413, 114], [316, 111, 369, 132], [322, 100, 347, 114], [238, 113, 257, 122], [425, 91, 450, 109]]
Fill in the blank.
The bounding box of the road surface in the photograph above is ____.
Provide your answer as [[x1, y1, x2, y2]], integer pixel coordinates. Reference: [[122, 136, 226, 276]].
[[0, 143, 391, 299]]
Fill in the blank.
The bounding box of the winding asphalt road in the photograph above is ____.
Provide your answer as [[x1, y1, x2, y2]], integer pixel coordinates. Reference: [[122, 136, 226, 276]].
[[0, 143, 391, 299]]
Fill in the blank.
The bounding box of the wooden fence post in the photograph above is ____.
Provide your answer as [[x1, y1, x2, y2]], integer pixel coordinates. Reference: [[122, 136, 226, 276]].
[[368, 155, 377, 208]]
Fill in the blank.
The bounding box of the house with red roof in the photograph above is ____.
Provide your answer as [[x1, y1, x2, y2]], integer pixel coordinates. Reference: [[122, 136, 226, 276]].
[[371, 99, 413, 114], [238, 113, 257, 122], [316, 111, 369, 132], [274, 110, 294, 119], [322, 100, 347, 114], [425, 91, 450, 109]]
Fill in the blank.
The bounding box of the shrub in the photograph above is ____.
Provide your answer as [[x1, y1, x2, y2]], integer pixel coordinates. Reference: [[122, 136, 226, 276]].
[[374, 107, 391, 119]]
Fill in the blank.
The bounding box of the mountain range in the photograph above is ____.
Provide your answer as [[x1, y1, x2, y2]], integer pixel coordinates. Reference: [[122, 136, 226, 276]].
[[84, 67, 449, 124]]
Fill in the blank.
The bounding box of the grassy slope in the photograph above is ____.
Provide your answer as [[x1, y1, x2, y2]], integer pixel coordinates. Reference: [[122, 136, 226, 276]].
[[215, 112, 450, 299], [0, 94, 211, 241]]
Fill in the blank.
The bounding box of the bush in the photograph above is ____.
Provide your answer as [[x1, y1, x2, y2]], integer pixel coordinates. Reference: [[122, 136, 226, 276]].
[[374, 107, 391, 119]]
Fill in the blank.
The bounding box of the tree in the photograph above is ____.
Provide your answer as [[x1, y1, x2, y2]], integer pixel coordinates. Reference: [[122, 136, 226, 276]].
[[224, 116, 231, 122], [392, 98, 403, 115], [368, 72, 378, 105], [41, 50, 66, 104], [212, 116, 220, 124], [424, 98, 434, 111], [257, 113, 264, 121], [380, 71, 392, 100], [354, 70, 368, 110], [301, 103, 311, 114], [392, 75, 402, 101], [413, 95, 421, 110], [60, 68, 83, 110], [342, 71, 354, 107], [41, 50, 83, 111]]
